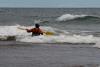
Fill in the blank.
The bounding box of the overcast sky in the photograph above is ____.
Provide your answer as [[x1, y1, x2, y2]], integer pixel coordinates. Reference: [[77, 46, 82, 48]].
[[0, 0, 99, 8]]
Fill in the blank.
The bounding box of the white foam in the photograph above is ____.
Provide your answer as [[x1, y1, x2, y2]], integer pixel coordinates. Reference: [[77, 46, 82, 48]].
[[93, 38, 100, 48], [56, 14, 87, 21], [34, 20, 42, 23], [0, 25, 100, 44], [17, 34, 98, 44], [0, 25, 19, 36]]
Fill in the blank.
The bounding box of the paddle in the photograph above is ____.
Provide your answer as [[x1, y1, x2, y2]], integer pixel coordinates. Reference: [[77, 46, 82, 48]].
[[17, 27, 54, 35], [17, 27, 26, 30]]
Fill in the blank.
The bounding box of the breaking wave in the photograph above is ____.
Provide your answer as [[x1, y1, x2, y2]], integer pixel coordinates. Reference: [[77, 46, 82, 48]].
[[0, 25, 100, 45], [56, 14, 100, 21]]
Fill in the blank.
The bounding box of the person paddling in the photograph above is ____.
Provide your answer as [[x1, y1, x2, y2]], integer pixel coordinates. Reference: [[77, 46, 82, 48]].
[[26, 24, 43, 36]]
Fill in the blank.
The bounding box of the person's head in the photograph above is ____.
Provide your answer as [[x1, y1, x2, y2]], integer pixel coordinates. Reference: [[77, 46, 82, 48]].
[[35, 24, 40, 28]]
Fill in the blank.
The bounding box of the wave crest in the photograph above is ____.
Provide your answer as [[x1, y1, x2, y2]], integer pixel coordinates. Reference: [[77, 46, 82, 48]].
[[56, 14, 99, 21]]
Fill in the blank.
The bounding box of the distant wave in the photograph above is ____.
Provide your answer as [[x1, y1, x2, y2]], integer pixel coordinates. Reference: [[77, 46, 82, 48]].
[[56, 14, 100, 21]]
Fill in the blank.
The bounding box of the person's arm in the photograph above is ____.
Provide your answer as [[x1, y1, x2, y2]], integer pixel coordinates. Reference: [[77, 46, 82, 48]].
[[26, 28, 33, 33]]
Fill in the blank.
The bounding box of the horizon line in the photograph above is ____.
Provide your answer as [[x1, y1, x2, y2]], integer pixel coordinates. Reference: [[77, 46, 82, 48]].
[[0, 7, 100, 8]]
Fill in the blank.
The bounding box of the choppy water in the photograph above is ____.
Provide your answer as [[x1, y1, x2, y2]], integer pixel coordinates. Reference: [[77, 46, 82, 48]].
[[0, 8, 100, 46], [0, 8, 100, 67]]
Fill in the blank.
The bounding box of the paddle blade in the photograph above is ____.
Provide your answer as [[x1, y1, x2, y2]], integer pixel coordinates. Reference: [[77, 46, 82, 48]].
[[44, 31, 54, 35]]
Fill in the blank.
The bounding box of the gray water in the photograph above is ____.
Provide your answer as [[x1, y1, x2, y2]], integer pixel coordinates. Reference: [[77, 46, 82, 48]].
[[0, 8, 100, 31], [0, 8, 100, 67], [0, 41, 99, 67]]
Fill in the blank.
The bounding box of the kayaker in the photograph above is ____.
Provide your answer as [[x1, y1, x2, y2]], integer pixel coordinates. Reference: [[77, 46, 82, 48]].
[[26, 24, 43, 36]]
